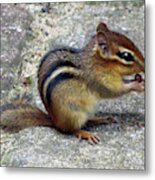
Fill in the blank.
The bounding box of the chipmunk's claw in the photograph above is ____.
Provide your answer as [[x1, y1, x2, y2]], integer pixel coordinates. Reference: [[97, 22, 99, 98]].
[[74, 130, 100, 145]]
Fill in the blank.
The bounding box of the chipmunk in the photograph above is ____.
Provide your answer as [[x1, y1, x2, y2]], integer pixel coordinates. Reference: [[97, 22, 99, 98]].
[[1, 22, 144, 144]]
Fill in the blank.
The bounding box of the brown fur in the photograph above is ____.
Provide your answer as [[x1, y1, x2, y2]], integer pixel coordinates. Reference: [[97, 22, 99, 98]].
[[1, 102, 52, 129]]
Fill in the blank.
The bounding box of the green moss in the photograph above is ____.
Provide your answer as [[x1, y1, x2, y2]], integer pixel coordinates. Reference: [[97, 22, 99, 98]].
[[1, 153, 12, 166], [24, 76, 33, 86], [85, 1, 144, 8], [85, 1, 99, 6], [132, 0, 144, 7], [47, 38, 57, 50]]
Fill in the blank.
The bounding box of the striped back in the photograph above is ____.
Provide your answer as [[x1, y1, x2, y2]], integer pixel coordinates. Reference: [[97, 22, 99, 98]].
[[38, 49, 80, 110]]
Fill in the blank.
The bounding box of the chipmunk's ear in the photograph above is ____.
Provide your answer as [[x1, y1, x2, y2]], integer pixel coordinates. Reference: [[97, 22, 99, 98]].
[[96, 22, 109, 33], [96, 31, 110, 55]]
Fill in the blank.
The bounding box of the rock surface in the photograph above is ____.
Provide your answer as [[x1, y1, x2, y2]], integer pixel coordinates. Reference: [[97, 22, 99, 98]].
[[1, 4, 32, 100], [1, 2, 145, 169]]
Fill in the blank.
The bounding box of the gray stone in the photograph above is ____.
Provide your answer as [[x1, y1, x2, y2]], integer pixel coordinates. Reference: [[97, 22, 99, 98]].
[[0, 4, 32, 99]]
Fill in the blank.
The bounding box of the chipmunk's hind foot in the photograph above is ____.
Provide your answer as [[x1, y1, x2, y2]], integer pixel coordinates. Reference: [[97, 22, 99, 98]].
[[74, 130, 100, 145]]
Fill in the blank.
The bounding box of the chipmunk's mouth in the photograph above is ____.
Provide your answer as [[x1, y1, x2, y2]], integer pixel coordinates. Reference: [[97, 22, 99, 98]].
[[122, 72, 145, 84]]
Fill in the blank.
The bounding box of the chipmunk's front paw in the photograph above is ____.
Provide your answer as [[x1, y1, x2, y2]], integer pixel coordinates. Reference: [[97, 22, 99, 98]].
[[123, 73, 145, 92], [132, 80, 145, 92]]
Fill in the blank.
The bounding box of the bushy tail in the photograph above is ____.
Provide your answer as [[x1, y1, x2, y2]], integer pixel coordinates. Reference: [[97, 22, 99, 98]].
[[0, 101, 53, 131]]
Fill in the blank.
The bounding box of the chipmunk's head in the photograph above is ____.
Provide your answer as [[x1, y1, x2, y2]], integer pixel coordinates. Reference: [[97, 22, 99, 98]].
[[93, 22, 145, 94]]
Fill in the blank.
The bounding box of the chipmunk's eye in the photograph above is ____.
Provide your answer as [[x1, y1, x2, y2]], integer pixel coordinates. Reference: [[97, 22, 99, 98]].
[[117, 51, 134, 62]]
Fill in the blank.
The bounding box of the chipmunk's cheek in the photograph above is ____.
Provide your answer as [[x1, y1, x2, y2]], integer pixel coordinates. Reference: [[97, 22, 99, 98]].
[[122, 73, 145, 92]]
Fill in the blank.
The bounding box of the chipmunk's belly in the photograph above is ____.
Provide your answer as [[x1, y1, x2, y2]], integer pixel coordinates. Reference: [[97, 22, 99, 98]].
[[49, 79, 98, 132]]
